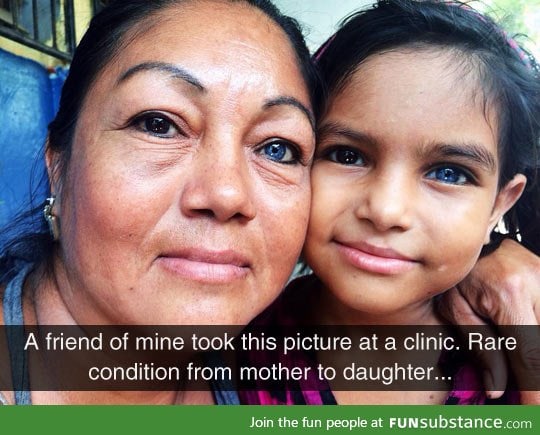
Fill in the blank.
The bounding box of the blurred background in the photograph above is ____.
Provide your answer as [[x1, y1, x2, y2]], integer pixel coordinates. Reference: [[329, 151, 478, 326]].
[[0, 0, 539, 228], [273, 0, 540, 57]]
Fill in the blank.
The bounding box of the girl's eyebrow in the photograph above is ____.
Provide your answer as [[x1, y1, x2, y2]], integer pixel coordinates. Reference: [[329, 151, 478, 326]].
[[317, 122, 378, 147], [418, 142, 497, 173], [319, 121, 497, 173]]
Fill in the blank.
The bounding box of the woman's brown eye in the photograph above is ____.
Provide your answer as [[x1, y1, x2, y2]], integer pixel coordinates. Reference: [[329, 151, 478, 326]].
[[144, 116, 174, 136]]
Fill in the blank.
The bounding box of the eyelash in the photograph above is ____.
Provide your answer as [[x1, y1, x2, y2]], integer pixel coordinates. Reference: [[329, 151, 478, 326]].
[[128, 111, 185, 138]]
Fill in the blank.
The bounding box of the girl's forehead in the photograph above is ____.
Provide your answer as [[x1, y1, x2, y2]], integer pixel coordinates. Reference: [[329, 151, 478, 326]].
[[345, 49, 475, 95], [321, 50, 499, 161], [330, 49, 496, 126]]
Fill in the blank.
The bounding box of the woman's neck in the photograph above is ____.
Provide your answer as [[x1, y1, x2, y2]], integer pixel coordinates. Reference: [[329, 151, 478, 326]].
[[30, 389, 214, 405], [25, 262, 211, 404]]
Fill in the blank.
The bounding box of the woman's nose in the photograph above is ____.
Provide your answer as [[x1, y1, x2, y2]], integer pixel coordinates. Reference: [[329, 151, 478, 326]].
[[179, 141, 256, 222], [355, 171, 414, 232]]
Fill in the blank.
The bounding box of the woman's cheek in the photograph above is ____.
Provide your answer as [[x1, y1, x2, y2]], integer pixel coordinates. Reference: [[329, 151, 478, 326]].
[[260, 176, 311, 281]]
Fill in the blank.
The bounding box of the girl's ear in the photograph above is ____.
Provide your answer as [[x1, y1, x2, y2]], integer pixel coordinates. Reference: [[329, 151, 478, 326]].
[[484, 174, 527, 244]]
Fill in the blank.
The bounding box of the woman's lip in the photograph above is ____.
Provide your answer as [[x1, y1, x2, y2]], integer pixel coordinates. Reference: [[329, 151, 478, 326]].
[[335, 241, 418, 275], [157, 249, 250, 284]]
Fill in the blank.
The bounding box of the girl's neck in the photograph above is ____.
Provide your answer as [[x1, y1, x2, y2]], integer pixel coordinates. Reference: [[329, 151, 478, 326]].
[[332, 389, 449, 405], [309, 279, 451, 405], [314, 281, 444, 326]]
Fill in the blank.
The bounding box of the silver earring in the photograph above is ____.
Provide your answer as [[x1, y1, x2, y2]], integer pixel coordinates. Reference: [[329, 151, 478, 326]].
[[43, 196, 60, 241]]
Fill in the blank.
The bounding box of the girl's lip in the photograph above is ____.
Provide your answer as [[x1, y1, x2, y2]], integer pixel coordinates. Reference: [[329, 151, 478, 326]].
[[157, 248, 250, 284], [337, 240, 415, 261], [335, 240, 418, 275]]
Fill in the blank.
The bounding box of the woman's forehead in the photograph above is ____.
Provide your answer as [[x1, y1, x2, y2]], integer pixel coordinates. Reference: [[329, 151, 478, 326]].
[[124, 1, 294, 61], [94, 1, 306, 95]]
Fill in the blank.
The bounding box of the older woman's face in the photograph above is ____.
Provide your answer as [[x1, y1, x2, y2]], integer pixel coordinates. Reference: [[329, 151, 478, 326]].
[[54, 1, 315, 325]]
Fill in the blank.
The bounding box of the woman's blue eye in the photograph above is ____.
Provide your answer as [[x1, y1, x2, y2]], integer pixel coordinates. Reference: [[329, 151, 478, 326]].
[[327, 148, 365, 166], [261, 141, 296, 164], [426, 166, 469, 185]]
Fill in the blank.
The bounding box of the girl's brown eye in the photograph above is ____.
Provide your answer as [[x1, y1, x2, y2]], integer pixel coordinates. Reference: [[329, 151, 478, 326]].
[[324, 146, 365, 166]]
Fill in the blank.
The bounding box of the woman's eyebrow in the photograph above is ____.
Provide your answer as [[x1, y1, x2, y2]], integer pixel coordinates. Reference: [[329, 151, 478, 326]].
[[420, 142, 497, 172], [117, 64, 314, 130], [263, 96, 315, 132], [116, 61, 205, 91]]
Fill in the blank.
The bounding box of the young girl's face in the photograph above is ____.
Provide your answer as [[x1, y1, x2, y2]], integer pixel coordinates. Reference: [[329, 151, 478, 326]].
[[305, 50, 525, 321]]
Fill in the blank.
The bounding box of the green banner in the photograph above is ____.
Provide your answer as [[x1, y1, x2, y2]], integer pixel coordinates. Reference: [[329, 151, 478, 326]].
[[0, 405, 537, 435]]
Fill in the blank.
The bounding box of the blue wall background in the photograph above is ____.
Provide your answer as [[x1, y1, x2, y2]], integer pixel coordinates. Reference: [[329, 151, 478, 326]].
[[0, 48, 66, 229]]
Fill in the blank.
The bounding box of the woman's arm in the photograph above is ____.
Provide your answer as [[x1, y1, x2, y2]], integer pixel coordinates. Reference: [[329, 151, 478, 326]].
[[438, 239, 540, 403]]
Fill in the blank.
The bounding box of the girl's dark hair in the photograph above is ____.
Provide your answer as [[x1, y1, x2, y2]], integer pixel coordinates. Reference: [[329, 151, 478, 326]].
[[315, 0, 540, 255], [0, 0, 320, 283]]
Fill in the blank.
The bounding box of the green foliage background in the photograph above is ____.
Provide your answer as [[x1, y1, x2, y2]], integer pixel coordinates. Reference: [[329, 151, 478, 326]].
[[480, 0, 540, 59]]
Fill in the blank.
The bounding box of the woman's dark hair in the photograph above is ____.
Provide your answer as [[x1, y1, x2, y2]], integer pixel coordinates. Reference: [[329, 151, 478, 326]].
[[0, 0, 320, 283], [315, 0, 540, 255]]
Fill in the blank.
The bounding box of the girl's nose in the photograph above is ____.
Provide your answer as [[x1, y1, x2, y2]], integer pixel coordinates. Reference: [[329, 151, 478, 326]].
[[354, 171, 414, 232]]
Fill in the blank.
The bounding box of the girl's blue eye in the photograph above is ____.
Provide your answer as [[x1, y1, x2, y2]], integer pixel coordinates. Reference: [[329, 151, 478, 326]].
[[426, 166, 469, 185], [327, 147, 365, 166], [261, 141, 297, 164]]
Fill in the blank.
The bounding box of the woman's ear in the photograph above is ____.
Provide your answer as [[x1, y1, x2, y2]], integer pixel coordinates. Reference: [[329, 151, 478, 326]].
[[45, 137, 61, 195], [484, 174, 527, 244]]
